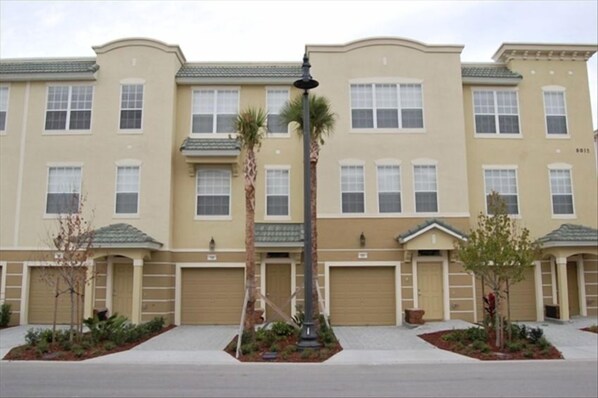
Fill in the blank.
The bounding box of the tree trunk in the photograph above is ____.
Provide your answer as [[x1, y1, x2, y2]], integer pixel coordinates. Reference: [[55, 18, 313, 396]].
[[310, 155, 320, 330], [52, 278, 59, 344], [494, 288, 501, 348], [69, 286, 75, 343], [506, 279, 512, 343], [243, 149, 257, 335]]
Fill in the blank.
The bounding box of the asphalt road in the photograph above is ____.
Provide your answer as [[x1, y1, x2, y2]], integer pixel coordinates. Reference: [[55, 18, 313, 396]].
[[1, 360, 596, 397]]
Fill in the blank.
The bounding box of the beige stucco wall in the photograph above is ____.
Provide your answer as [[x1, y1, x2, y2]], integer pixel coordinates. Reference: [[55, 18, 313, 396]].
[[463, 59, 598, 238], [307, 38, 470, 218]]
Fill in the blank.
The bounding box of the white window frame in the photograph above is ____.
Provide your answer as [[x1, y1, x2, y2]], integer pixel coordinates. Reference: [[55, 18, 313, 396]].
[[119, 83, 144, 132], [0, 85, 9, 134], [190, 87, 240, 136], [266, 87, 290, 137], [265, 166, 291, 219], [43, 84, 94, 134], [340, 162, 366, 214], [542, 87, 570, 138], [472, 88, 521, 138], [349, 78, 425, 133], [412, 162, 438, 214], [114, 164, 141, 217], [376, 163, 402, 214], [195, 167, 232, 220], [548, 164, 576, 218], [44, 163, 83, 217], [482, 165, 521, 217]]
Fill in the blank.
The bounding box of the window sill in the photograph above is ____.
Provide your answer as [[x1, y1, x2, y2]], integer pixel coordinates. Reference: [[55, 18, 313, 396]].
[[113, 214, 140, 219], [118, 130, 143, 135], [264, 215, 291, 221], [194, 216, 232, 221], [266, 133, 291, 139], [350, 128, 426, 134], [42, 130, 92, 136], [189, 133, 237, 139], [545, 134, 570, 139], [551, 214, 576, 219], [474, 134, 523, 139]]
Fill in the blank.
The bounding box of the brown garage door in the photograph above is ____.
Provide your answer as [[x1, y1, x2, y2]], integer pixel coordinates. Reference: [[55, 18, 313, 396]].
[[181, 268, 244, 325], [330, 266, 396, 326], [508, 268, 537, 321], [29, 267, 85, 324]]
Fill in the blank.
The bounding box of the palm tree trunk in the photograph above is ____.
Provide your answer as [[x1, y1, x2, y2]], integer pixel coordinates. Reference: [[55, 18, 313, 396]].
[[243, 149, 257, 334], [310, 140, 320, 328]]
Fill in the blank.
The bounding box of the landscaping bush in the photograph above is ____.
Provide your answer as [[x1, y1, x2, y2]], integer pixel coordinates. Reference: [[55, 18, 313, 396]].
[[271, 321, 295, 337], [465, 327, 487, 342], [0, 303, 12, 327], [528, 327, 544, 344]]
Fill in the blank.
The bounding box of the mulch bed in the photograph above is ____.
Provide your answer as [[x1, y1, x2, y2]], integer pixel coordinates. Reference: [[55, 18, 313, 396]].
[[581, 326, 598, 334], [225, 334, 342, 362], [419, 329, 563, 361], [3, 324, 176, 361]]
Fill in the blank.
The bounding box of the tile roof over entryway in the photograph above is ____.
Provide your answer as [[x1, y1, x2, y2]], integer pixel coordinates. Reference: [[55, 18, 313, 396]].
[[538, 224, 598, 248], [92, 223, 163, 249], [255, 223, 304, 247], [396, 218, 467, 243]]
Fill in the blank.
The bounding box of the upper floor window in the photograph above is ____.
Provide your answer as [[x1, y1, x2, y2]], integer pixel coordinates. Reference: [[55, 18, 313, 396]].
[[350, 83, 423, 129], [544, 91, 568, 135], [266, 168, 290, 216], [549, 169, 574, 215], [196, 168, 231, 217], [413, 165, 437, 212], [120, 84, 143, 130], [115, 166, 140, 215], [46, 166, 81, 214], [341, 165, 365, 213], [484, 168, 519, 215], [473, 90, 520, 135], [377, 165, 401, 213], [45, 86, 93, 131], [0, 86, 8, 131], [267, 89, 289, 134], [192, 89, 238, 134]]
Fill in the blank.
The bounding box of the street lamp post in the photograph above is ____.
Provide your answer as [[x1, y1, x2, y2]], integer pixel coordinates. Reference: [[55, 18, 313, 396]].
[[294, 53, 321, 350]]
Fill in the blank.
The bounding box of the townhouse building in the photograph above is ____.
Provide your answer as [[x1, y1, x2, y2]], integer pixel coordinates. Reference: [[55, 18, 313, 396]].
[[0, 37, 596, 328]]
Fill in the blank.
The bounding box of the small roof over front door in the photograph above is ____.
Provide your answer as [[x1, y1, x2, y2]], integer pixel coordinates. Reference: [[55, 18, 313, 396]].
[[396, 218, 467, 251]]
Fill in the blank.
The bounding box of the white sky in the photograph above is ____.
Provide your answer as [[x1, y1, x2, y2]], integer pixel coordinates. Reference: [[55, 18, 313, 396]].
[[1, 0, 596, 128]]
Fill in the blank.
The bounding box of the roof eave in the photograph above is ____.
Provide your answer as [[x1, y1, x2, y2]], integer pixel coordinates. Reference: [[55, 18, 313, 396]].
[[397, 223, 467, 244], [462, 77, 522, 86], [539, 240, 598, 248], [255, 242, 304, 248], [181, 149, 240, 157], [0, 72, 98, 82], [92, 242, 163, 250], [176, 77, 299, 85]]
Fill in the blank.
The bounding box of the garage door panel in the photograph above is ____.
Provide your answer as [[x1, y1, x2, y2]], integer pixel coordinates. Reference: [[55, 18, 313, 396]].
[[508, 268, 536, 321], [330, 267, 395, 326], [181, 268, 244, 325], [29, 267, 85, 324]]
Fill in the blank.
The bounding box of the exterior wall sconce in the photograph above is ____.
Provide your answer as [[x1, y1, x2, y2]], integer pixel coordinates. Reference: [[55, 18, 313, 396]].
[[209, 237, 216, 251], [359, 232, 366, 247]]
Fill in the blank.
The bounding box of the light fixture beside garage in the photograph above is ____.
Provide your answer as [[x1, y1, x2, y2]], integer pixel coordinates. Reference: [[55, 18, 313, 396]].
[[209, 237, 216, 251], [359, 232, 366, 247]]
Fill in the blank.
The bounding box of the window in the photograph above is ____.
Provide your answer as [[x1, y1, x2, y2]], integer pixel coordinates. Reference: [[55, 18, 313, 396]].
[[377, 165, 401, 213], [350, 83, 423, 129], [413, 165, 438, 212], [266, 169, 289, 216], [120, 84, 143, 129], [549, 169, 574, 215], [196, 169, 231, 216], [341, 165, 365, 213], [46, 167, 81, 214], [544, 91, 568, 135], [115, 166, 140, 215], [267, 89, 289, 134], [0, 86, 8, 131], [45, 86, 93, 130], [484, 169, 519, 215], [473, 90, 519, 135], [192, 89, 238, 134]]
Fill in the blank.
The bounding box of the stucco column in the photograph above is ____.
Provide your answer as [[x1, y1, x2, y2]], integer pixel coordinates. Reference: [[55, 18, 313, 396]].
[[556, 257, 569, 321], [577, 257, 587, 316], [83, 260, 96, 319], [131, 258, 144, 324], [534, 261, 544, 322], [442, 255, 450, 321]]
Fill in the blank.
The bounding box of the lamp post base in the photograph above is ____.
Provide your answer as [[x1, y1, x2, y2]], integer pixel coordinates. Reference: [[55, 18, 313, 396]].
[[297, 321, 321, 350]]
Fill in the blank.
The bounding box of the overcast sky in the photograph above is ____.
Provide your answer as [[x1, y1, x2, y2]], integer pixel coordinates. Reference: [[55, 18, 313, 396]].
[[1, 0, 596, 128]]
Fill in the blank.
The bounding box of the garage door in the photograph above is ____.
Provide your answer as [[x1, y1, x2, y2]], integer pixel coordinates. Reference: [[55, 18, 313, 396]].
[[29, 267, 85, 324], [330, 266, 396, 326], [509, 268, 536, 321], [181, 268, 244, 325]]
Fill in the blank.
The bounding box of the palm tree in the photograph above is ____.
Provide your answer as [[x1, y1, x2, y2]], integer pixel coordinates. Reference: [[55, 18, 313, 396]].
[[280, 95, 335, 325], [235, 107, 267, 335]]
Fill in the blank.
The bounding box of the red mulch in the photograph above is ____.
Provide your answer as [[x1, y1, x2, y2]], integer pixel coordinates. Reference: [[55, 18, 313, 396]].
[[3, 325, 176, 361], [419, 329, 563, 361], [581, 326, 598, 334], [225, 334, 342, 362]]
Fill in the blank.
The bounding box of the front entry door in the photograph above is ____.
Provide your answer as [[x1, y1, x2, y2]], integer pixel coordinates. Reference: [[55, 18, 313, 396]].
[[112, 264, 134, 320], [418, 262, 444, 320], [567, 262, 580, 316], [266, 264, 291, 322]]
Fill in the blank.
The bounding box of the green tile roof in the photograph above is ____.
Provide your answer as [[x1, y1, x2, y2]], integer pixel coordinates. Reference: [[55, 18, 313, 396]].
[[177, 64, 302, 79], [0, 60, 99, 74], [461, 65, 521, 79], [179, 138, 241, 152], [397, 218, 467, 243], [92, 223, 162, 249], [538, 224, 598, 245], [255, 223, 304, 245]]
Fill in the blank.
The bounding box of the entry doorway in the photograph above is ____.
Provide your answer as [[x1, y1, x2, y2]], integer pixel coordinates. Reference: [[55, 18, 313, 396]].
[[417, 262, 443, 320], [265, 263, 291, 322], [112, 264, 133, 319], [567, 261, 580, 316]]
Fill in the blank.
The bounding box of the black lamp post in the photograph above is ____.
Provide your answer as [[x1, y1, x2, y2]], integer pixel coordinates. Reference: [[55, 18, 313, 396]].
[[294, 53, 321, 350]]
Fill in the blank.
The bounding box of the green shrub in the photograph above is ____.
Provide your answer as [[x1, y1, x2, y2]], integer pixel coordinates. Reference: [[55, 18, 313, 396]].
[[25, 328, 55, 346], [0, 303, 12, 327], [442, 330, 465, 342], [241, 330, 254, 345], [471, 340, 491, 353], [269, 343, 280, 352], [465, 327, 487, 342], [241, 342, 258, 355], [71, 344, 85, 358], [528, 327, 544, 344], [535, 336, 551, 350], [83, 314, 130, 344], [60, 339, 72, 351], [506, 341, 523, 353], [319, 348, 330, 360], [523, 350, 534, 359], [271, 321, 295, 337], [103, 341, 116, 351], [320, 329, 336, 345], [35, 340, 49, 355], [292, 308, 305, 328], [300, 348, 314, 359], [282, 345, 296, 355]]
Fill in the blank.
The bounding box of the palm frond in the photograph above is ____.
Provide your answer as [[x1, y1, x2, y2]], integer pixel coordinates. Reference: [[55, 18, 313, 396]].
[[279, 94, 336, 143], [235, 107, 267, 150]]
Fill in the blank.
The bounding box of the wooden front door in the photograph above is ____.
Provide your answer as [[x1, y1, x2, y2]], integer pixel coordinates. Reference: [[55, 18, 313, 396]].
[[265, 264, 291, 322], [112, 264, 133, 320], [418, 262, 443, 320], [567, 262, 580, 316]]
